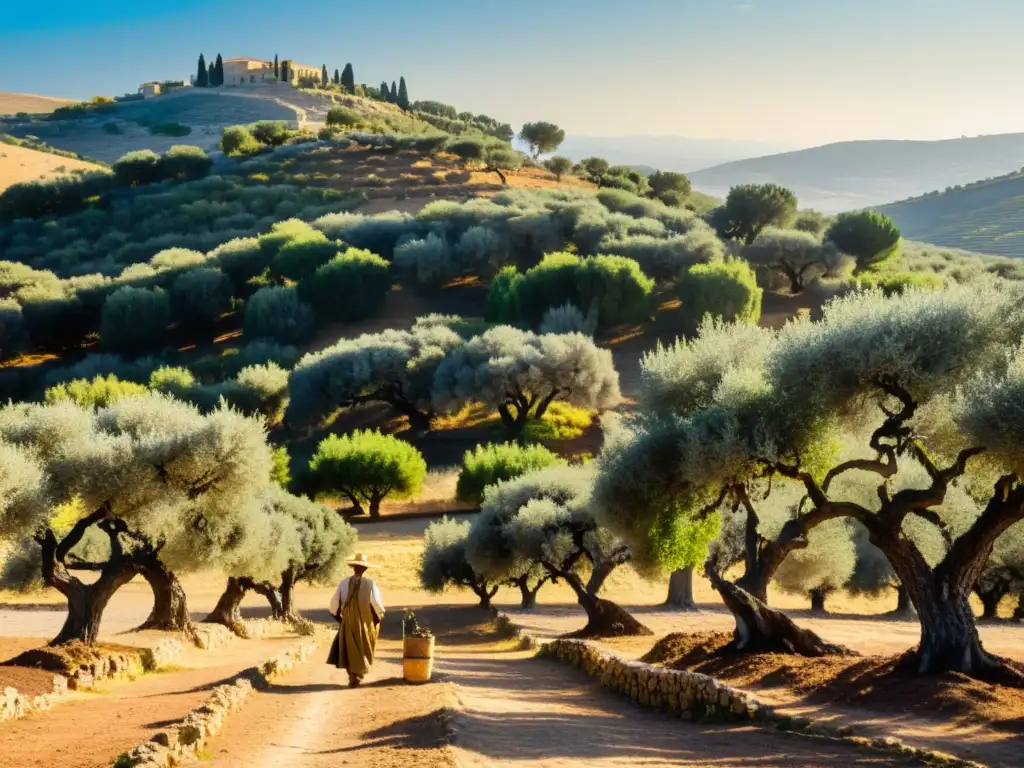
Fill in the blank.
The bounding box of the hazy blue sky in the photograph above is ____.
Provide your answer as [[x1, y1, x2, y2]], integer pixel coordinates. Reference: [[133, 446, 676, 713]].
[[3, 0, 1022, 145]]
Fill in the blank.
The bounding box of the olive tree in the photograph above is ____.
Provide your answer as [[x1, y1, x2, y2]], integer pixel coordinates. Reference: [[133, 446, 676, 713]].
[[465, 465, 595, 610], [743, 228, 853, 294], [100, 287, 171, 353], [710, 183, 798, 244], [975, 521, 1024, 619], [308, 429, 426, 518], [597, 280, 1024, 680], [432, 327, 622, 440], [421, 517, 499, 608], [772, 518, 856, 614], [206, 485, 357, 634], [457, 442, 565, 507], [676, 258, 762, 334], [286, 315, 465, 435], [0, 395, 280, 645], [519, 122, 565, 158], [503, 488, 651, 637], [543, 156, 573, 181], [647, 171, 692, 207]]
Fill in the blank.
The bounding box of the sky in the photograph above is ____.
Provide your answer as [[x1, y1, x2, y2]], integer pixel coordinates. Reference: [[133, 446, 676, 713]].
[[2, 0, 1023, 147]]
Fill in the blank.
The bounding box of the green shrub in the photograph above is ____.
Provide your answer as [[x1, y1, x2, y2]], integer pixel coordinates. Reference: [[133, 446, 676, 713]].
[[149, 122, 192, 137], [258, 218, 321, 258], [102, 122, 122, 135], [393, 233, 454, 287], [854, 270, 944, 295], [825, 211, 902, 273], [271, 234, 337, 281], [485, 266, 523, 323], [112, 150, 163, 187], [170, 267, 232, 328], [44, 374, 148, 407], [521, 401, 594, 442], [160, 145, 212, 181], [455, 442, 565, 505], [99, 286, 171, 352], [211, 237, 271, 288], [244, 285, 314, 344], [497, 251, 654, 329], [250, 121, 293, 147], [271, 445, 291, 487], [228, 362, 290, 424], [676, 257, 762, 333], [447, 138, 486, 165], [326, 107, 360, 128], [308, 429, 427, 517], [221, 125, 261, 156], [300, 248, 390, 321], [148, 366, 196, 397]]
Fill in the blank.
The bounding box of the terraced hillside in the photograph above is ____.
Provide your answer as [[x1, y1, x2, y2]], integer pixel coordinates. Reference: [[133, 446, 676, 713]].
[[877, 171, 1024, 259]]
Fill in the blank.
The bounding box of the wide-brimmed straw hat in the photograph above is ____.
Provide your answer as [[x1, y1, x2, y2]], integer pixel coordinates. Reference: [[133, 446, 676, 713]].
[[346, 552, 379, 569]]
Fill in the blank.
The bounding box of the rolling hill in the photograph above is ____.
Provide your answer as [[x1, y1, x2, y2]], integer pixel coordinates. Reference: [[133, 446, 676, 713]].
[[688, 134, 1024, 213], [877, 171, 1024, 259], [558, 135, 794, 176], [0, 141, 105, 193], [0, 91, 76, 117]]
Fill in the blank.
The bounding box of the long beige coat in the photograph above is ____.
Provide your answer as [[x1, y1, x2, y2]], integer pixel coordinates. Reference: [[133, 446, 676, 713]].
[[328, 574, 384, 678]]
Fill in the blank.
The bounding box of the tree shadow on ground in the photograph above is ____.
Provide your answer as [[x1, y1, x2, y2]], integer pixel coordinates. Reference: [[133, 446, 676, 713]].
[[315, 709, 449, 755]]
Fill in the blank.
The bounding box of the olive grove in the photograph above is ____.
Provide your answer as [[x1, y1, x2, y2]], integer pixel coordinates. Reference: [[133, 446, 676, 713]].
[[594, 281, 1024, 680]]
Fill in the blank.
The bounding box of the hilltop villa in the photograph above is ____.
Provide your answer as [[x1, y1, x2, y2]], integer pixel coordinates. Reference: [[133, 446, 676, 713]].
[[220, 58, 319, 86]]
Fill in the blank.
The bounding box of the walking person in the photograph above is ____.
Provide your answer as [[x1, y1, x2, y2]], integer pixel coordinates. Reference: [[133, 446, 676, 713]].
[[327, 553, 385, 687]]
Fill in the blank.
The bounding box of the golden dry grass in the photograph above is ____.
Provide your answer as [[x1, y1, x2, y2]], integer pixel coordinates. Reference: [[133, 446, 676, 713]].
[[0, 143, 104, 193], [0, 91, 76, 116]]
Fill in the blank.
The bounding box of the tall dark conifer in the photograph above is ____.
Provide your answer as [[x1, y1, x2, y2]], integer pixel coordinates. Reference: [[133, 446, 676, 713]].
[[208, 62, 216, 86], [389, 81, 398, 103], [333, 69, 340, 86], [214, 54, 224, 87], [274, 54, 280, 80], [379, 81, 389, 101], [341, 63, 355, 94], [196, 53, 209, 88], [321, 64, 328, 87], [397, 76, 410, 110]]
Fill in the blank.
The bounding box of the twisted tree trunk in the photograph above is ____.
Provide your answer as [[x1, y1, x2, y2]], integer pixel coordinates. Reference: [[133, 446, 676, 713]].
[[809, 587, 828, 615], [511, 574, 546, 610], [664, 567, 696, 610], [708, 568, 854, 656], [205, 577, 251, 637], [137, 556, 198, 644], [585, 560, 617, 597], [976, 583, 1008, 620], [560, 570, 651, 638], [890, 585, 914, 617], [251, 580, 285, 619], [471, 582, 499, 609]]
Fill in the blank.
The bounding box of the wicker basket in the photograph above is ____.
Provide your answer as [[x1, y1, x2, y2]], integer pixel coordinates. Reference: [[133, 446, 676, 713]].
[[403, 635, 435, 683]]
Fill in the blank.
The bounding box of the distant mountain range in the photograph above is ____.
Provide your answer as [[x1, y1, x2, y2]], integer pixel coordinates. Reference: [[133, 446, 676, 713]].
[[877, 171, 1024, 259], [687, 134, 1024, 213], [557, 135, 796, 176]]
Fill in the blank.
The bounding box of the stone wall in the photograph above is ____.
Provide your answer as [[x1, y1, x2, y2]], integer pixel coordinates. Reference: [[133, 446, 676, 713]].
[[540, 638, 764, 722], [1, 675, 67, 722]]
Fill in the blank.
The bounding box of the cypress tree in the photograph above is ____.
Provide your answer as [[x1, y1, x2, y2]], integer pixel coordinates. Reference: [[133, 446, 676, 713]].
[[390, 81, 398, 103], [196, 54, 208, 88], [321, 64, 328, 87], [333, 69, 340, 86], [209, 61, 216, 86], [341, 63, 355, 94], [214, 54, 224, 87], [379, 81, 389, 101], [274, 54, 279, 80], [397, 76, 410, 110]]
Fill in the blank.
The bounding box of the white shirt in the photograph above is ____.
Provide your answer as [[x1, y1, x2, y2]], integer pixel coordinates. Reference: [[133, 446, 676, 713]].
[[329, 575, 385, 619]]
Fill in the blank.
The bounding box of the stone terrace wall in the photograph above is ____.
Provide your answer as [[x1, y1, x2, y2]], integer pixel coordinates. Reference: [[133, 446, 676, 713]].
[[540, 638, 765, 722]]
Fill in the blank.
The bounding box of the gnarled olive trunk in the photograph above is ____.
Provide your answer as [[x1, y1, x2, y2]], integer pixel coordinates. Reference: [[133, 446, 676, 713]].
[[471, 582, 499, 609], [707, 568, 854, 657], [205, 577, 250, 637], [890, 584, 914, 617], [977, 585, 1007, 620], [585, 560, 617, 597], [510, 574, 545, 610], [664, 567, 696, 610], [561, 570, 651, 638], [251, 580, 285, 619], [809, 587, 828, 615], [137, 557, 197, 643], [40, 519, 139, 646], [279, 568, 297, 617]]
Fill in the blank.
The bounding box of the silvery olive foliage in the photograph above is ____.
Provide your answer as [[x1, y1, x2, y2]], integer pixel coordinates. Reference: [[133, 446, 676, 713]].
[[420, 516, 496, 603], [431, 326, 621, 436]]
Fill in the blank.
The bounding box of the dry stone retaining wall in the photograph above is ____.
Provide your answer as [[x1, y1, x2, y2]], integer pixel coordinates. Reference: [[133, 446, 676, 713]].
[[1, 675, 67, 722], [541, 638, 763, 722]]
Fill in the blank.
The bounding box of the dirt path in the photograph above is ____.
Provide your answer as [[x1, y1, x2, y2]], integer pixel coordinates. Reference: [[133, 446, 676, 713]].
[[195, 605, 917, 768], [0, 634, 298, 768]]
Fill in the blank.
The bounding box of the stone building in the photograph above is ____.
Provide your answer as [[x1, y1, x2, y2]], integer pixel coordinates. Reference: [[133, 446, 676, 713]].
[[220, 58, 320, 86]]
